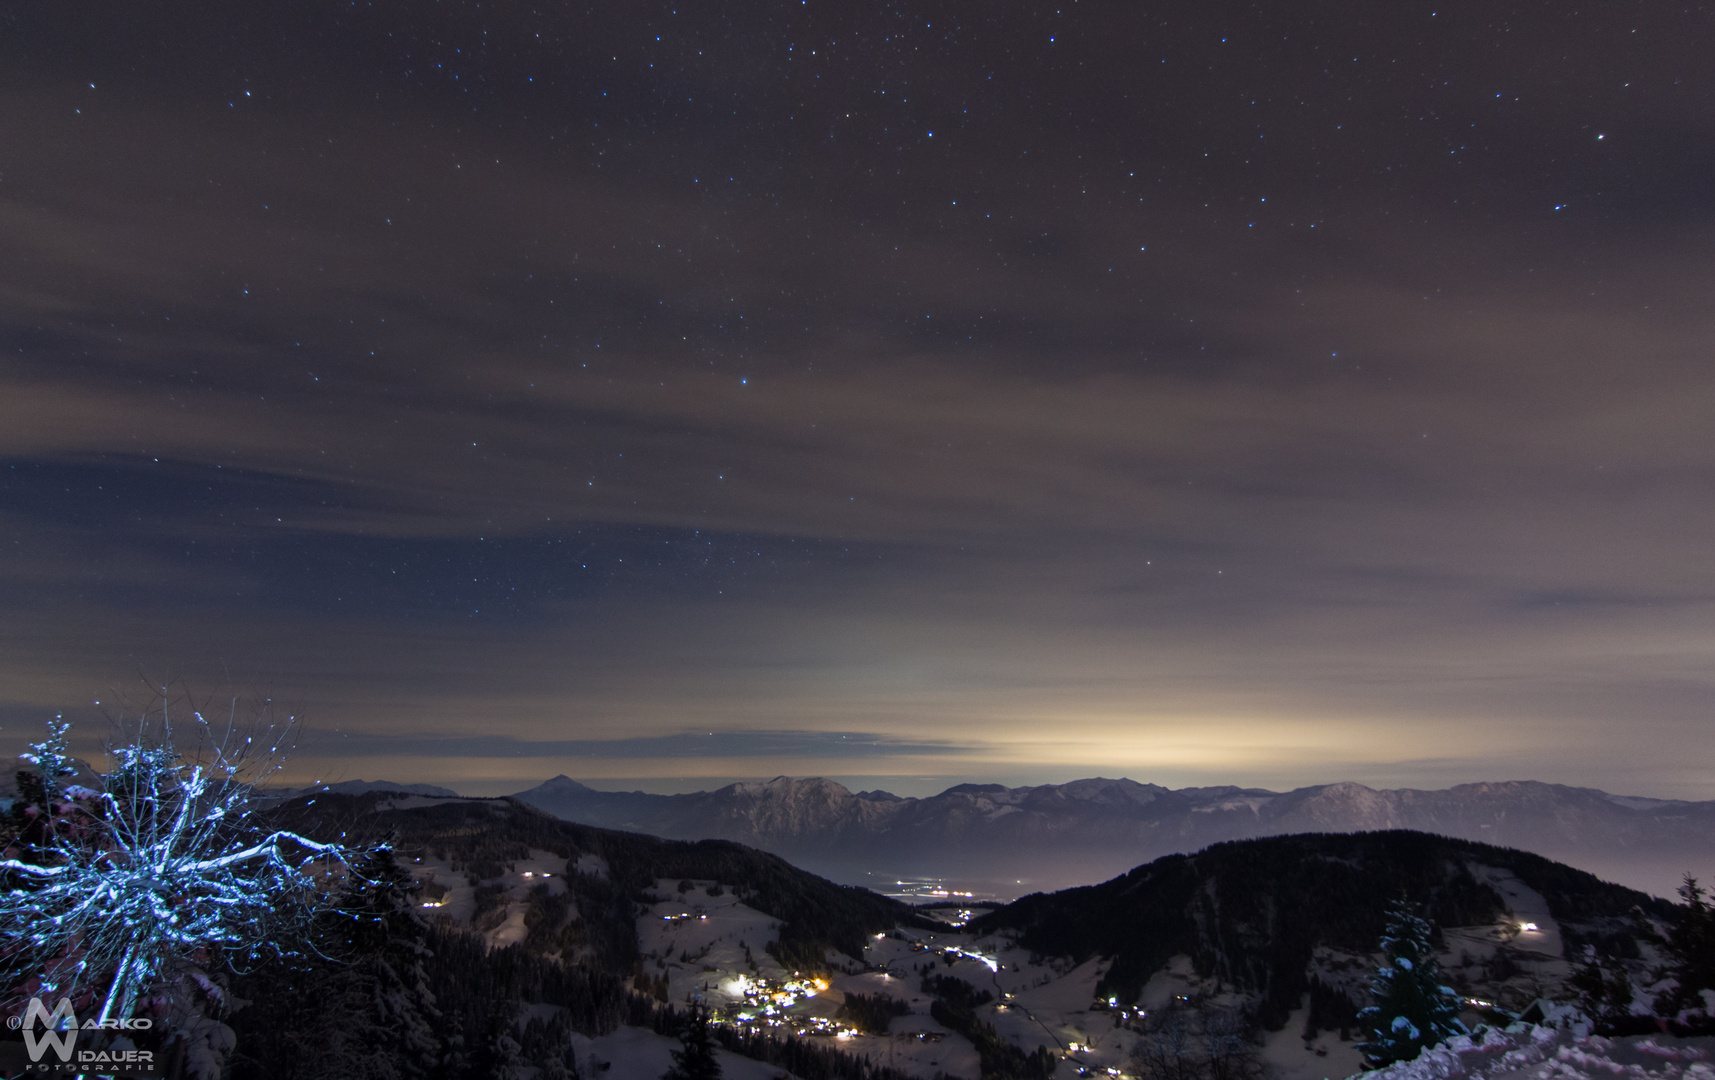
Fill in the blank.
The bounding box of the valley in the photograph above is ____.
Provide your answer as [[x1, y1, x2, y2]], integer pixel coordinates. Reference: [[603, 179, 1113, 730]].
[[373, 795, 1675, 1080], [511, 775, 1715, 900]]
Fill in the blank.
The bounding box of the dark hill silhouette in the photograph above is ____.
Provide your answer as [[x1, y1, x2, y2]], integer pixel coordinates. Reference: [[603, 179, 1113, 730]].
[[273, 791, 923, 967], [972, 830, 1678, 1029]]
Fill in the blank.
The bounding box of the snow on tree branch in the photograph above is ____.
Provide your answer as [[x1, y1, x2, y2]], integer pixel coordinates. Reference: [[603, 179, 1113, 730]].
[[1, 700, 372, 1030]]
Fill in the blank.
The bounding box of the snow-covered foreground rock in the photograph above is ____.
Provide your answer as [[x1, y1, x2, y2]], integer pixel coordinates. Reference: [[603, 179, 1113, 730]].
[[1368, 1027, 1715, 1080]]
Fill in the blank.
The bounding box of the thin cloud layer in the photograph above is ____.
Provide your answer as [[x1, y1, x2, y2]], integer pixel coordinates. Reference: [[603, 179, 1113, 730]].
[[2, 2, 1712, 796]]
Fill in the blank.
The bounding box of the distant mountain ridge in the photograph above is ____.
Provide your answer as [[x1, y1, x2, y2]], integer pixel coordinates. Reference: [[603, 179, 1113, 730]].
[[289, 778, 461, 798], [512, 774, 1715, 899]]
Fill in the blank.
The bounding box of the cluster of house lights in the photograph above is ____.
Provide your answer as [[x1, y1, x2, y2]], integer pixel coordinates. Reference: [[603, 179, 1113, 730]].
[[717, 974, 863, 1039]]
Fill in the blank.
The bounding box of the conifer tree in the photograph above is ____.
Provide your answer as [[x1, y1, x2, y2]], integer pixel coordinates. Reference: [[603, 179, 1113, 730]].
[[344, 847, 443, 1075], [1358, 900, 1467, 1067], [1654, 876, 1715, 1023], [1569, 959, 1633, 1026], [315, 847, 444, 1078], [227, 845, 442, 1079], [663, 1005, 722, 1080]]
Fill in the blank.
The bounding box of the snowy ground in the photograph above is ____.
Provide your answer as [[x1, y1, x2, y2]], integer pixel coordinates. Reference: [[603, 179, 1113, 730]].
[[1470, 868, 1567, 961], [1365, 1025, 1715, 1080], [854, 921, 1134, 1078], [845, 918, 1370, 1080], [628, 883, 1008, 1078], [1260, 1001, 1368, 1080], [408, 848, 572, 944], [404, 845, 1624, 1080], [568, 1025, 798, 1080], [636, 879, 795, 1001]]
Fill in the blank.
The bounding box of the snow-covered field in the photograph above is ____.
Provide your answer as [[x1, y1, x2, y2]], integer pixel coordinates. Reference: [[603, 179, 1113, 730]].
[[629, 887, 1462, 1080], [408, 848, 571, 939], [568, 1025, 799, 1080], [1259, 1002, 1369, 1080], [637, 879, 796, 1000], [632, 891, 1156, 1080]]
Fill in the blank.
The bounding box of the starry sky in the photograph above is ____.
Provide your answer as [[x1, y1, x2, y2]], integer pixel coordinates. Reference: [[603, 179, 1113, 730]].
[[2, 1, 1712, 798]]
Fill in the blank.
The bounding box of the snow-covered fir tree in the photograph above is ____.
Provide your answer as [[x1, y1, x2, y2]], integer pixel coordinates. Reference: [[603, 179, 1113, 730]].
[[1569, 957, 1634, 1027], [496, 1033, 529, 1080], [1654, 875, 1715, 1029], [662, 1004, 722, 1080], [229, 847, 443, 1080], [1358, 900, 1467, 1067]]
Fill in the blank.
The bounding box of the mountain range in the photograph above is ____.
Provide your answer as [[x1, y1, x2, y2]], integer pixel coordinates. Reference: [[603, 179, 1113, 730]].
[[5, 747, 1703, 1080], [511, 774, 1715, 899], [293, 778, 461, 798]]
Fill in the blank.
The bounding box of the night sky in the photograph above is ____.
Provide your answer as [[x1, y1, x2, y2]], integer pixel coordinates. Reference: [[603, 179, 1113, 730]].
[[3, 1, 1712, 797]]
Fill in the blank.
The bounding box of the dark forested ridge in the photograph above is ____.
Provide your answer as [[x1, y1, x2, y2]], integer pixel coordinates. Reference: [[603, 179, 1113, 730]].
[[973, 831, 1679, 1030], [218, 793, 928, 1079], [279, 791, 921, 962]]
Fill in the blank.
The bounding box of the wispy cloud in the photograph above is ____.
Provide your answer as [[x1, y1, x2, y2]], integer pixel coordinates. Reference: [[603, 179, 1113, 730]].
[[301, 729, 984, 761], [2, 13, 1714, 801]]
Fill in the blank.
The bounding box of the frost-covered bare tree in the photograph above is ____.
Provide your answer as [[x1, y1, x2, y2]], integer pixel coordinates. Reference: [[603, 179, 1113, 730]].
[[1130, 1001, 1264, 1080], [0, 696, 364, 1035]]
